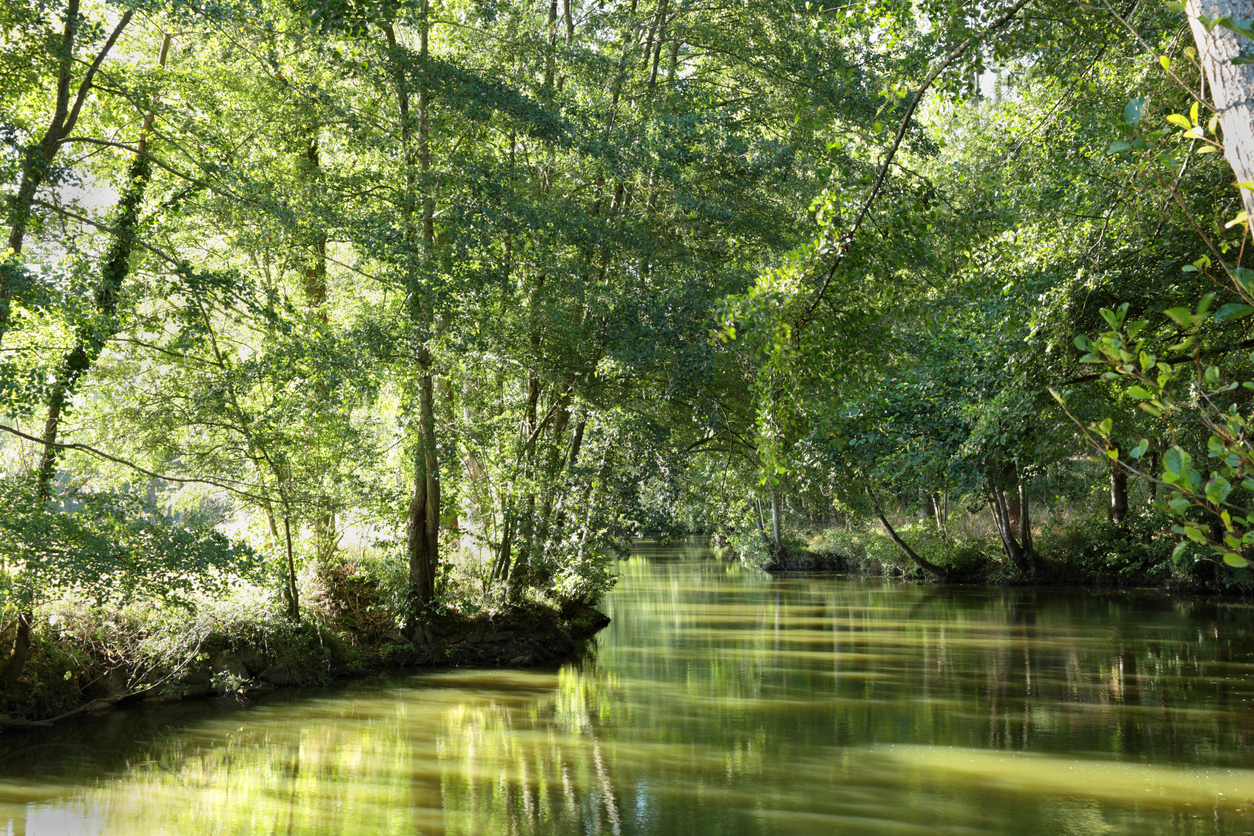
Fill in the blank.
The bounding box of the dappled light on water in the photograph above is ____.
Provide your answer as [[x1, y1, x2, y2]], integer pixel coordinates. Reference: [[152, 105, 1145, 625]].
[[2, 541, 1254, 834]]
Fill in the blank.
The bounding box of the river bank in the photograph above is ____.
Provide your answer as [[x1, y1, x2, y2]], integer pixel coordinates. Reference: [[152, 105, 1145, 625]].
[[724, 513, 1252, 593], [0, 598, 610, 728]]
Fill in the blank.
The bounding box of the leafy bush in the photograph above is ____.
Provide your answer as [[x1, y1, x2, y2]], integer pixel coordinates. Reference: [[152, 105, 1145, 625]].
[[1037, 506, 1176, 582], [313, 550, 407, 644]]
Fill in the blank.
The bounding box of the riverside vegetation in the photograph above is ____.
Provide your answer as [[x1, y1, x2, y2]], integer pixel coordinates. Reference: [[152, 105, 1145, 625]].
[[3, 0, 1254, 722]]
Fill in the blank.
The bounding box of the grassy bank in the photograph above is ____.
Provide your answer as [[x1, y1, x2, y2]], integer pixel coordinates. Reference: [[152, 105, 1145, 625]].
[[727, 507, 1253, 591], [0, 553, 609, 727]]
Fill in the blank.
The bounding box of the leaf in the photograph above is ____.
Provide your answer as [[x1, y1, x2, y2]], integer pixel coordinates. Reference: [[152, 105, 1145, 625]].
[[1124, 96, 1149, 125], [1206, 475, 1233, 504], [1159, 55, 1171, 71], [1234, 267, 1254, 293], [1127, 385, 1154, 399], [1164, 445, 1191, 477], [1223, 553, 1250, 568], [1130, 438, 1150, 459], [1166, 113, 1192, 129], [1108, 140, 1132, 153], [1183, 524, 1209, 544], [1127, 320, 1148, 339], [1216, 303, 1254, 322], [1163, 306, 1193, 327], [1190, 101, 1200, 125]]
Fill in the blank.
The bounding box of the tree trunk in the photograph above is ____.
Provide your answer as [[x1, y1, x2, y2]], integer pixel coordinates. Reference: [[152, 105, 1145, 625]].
[[406, 361, 440, 624], [283, 513, 299, 620], [1110, 454, 1129, 526], [1004, 462, 1021, 536], [301, 131, 329, 318], [386, 9, 441, 632], [989, 470, 1040, 576], [919, 486, 934, 520], [34, 31, 167, 498], [1, 0, 133, 345], [1186, 0, 1254, 221], [770, 487, 782, 555], [1018, 480, 1036, 565], [0, 613, 33, 689], [1147, 450, 1159, 503], [865, 485, 948, 579]]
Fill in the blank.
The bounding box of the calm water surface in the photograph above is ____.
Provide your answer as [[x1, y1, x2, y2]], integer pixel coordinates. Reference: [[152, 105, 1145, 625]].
[[4, 539, 1254, 834]]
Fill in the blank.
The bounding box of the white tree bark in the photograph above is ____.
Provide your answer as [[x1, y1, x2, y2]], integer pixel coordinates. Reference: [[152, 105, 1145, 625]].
[[1186, 0, 1254, 220]]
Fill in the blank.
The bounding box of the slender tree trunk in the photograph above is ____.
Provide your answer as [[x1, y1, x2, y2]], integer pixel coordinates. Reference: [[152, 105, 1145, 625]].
[[1110, 454, 1129, 526], [865, 485, 948, 579], [386, 11, 442, 631], [1004, 462, 1021, 536], [770, 487, 782, 555], [1018, 480, 1036, 567], [298, 126, 336, 560], [8, 31, 164, 688], [2, 0, 133, 345], [283, 513, 299, 619], [301, 131, 329, 318], [1186, 0, 1254, 221], [0, 613, 33, 689], [988, 468, 1040, 576], [406, 358, 439, 621], [544, 0, 559, 88], [1147, 450, 1159, 503]]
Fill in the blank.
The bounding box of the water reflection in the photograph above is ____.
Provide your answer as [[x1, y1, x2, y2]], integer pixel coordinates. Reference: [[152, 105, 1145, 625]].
[[3, 540, 1254, 835]]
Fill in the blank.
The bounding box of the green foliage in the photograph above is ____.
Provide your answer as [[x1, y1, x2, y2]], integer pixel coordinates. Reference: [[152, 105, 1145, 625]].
[[1037, 507, 1178, 582], [0, 475, 261, 609]]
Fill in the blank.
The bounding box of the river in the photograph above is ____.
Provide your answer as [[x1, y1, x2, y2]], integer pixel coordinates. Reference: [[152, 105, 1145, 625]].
[[2, 538, 1254, 834]]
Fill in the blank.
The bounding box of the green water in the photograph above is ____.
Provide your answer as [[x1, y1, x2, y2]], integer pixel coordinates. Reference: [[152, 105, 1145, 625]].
[[4, 539, 1254, 835]]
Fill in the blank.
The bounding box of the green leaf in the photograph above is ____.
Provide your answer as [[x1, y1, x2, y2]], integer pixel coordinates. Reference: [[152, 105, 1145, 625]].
[[1216, 303, 1254, 322], [1166, 113, 1192, 129], [1130, 439, 1150, 459], [1163, 306, 1193, 327], [1183, 524, 1209, 544], [1164, 445, 1191, 477], [1234, 267, 1254, 293], [1223, 553, 1249, 568], [1126, 385, 1153, 399], [1206, 475, 1233, 504], [1125, 97, 1149, 125]]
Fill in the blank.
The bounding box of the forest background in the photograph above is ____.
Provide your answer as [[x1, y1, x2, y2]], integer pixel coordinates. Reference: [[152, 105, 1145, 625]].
[[2, 0, 1254, 718]]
